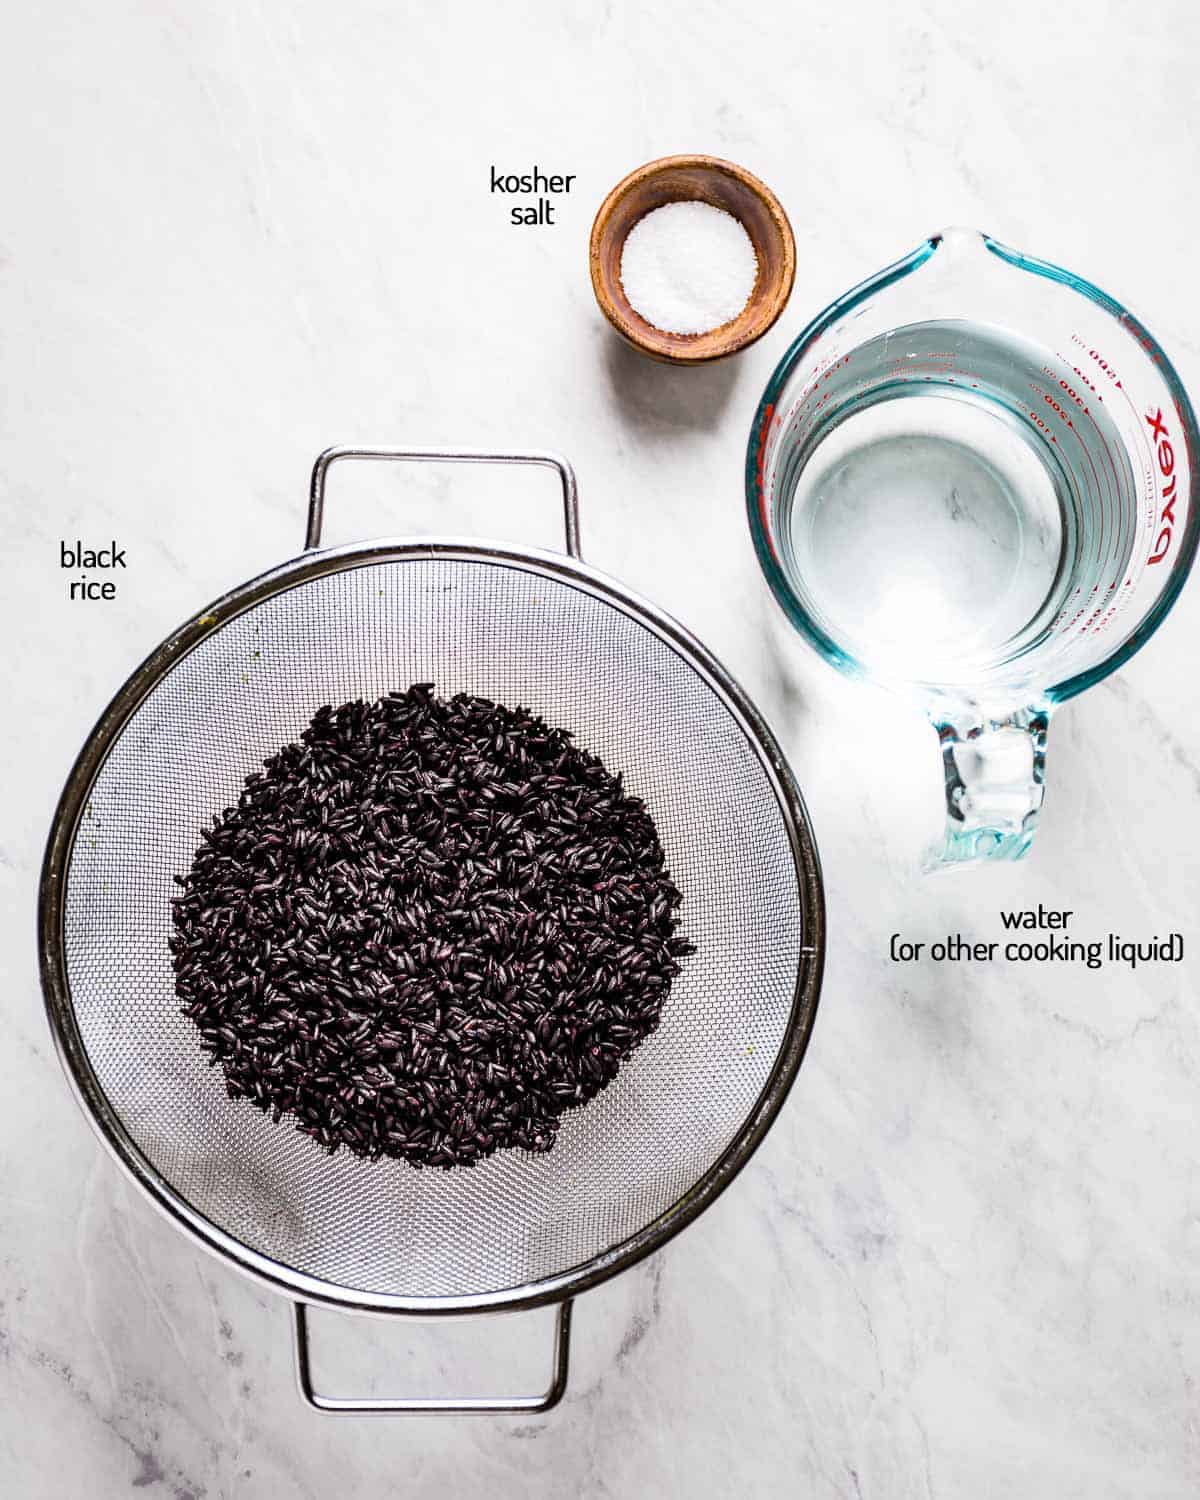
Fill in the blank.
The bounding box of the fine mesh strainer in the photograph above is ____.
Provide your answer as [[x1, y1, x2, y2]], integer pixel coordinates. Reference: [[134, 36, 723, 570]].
[[39, 447, 824, 1413]]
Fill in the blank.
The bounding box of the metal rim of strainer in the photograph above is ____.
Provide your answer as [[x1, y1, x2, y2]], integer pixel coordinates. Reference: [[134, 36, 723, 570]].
[[38, 448, 826, 1326]]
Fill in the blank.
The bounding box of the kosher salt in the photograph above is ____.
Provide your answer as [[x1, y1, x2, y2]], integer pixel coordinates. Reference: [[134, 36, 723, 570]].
[[619, 200, 758, 336]]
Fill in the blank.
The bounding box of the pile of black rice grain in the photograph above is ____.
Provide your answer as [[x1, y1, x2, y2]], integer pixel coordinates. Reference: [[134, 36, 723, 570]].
[[171, 683, 694, 1169]]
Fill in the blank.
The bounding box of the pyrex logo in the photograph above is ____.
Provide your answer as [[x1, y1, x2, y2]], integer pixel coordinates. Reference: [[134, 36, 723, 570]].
[[1146, 408, 1178, 565]]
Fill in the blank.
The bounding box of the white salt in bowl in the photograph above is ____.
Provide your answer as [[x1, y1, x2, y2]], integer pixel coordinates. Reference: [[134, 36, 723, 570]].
[[589, 154, 796, 365]]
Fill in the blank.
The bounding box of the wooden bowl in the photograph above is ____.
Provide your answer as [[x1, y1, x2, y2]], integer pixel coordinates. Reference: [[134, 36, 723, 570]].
[[589, 154, 796, 365]]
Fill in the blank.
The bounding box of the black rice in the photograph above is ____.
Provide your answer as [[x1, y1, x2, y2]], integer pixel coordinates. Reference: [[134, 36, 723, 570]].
[[170, 684, 693, 1168]]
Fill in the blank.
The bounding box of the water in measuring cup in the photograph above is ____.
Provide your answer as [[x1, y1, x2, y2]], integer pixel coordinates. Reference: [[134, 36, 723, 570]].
[[775, 320, 1135, 686]]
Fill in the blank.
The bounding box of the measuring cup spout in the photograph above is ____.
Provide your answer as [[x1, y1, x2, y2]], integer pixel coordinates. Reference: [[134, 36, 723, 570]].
[[930, 225, 991, 262], [927, 705, 1052, 870]]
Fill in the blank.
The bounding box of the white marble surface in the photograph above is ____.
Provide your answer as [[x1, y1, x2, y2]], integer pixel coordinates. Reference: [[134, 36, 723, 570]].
[[3, 2, 1200, 1495]]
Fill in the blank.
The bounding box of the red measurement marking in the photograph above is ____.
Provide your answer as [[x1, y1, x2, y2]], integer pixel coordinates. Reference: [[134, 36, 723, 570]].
[[1120, 312, 1159, 361], [1037, 372, 1113, 553], [1043, 391, 1075, 427], [1027, 406, 1059, 442], [1072, 335, 1125, 390], [753, 401, 774, 510], [1068, 362, 1099, 397], [1056, 374, 1090, 414]]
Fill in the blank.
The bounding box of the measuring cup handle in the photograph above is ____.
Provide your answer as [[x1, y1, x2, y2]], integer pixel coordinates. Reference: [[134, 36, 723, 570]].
[[305, 446, 581, 558], [292, 1299, 573, 1416], [926, 706, 1052, 870]]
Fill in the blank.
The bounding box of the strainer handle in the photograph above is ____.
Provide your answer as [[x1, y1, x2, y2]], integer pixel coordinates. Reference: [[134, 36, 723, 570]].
[[292, 1298, 573, 1415], [306, 446, 582, 557]]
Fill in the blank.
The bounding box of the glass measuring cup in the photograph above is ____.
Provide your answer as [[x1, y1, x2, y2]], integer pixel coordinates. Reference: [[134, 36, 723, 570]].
[[747, 228, 1198, 868]]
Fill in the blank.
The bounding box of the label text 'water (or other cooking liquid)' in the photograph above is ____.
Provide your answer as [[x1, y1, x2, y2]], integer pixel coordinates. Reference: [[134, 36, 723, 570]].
[[889, 907, 1184, 971]]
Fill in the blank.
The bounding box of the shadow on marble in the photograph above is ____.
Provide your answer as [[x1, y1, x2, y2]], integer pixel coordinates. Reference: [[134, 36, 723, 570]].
[[756, 588, 821, 741], [601, 336, 743, 437]]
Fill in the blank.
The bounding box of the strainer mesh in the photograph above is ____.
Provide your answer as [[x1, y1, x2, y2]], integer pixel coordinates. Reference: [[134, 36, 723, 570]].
[[62, 556, 804, 1299]]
